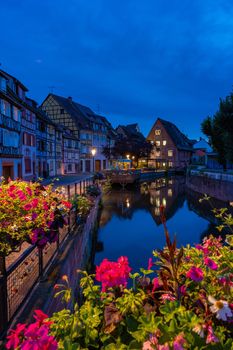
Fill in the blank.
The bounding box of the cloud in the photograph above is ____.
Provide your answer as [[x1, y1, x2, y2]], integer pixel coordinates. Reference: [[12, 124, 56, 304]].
[[1, 0, 233, 138]]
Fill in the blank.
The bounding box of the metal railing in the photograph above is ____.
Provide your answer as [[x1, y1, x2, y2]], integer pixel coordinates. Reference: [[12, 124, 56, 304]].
[[0, 176, 94, 335]]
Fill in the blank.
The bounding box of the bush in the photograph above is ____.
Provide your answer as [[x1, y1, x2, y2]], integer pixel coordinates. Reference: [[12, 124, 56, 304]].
[[6, 205, 233, 349], [86, 185, 101, 197], [0, 179, 71, 255]]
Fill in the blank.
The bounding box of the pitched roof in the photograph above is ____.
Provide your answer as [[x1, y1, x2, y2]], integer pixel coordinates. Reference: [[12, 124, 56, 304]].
[[48, 94, 109, 130], [116, 123, 145, 141], [155, 118, 193, 151], [0, 69, 28, 91]]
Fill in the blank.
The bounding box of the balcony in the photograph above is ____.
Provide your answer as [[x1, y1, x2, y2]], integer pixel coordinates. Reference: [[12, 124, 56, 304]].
[[0, 113, 20, 132], [0, 145, 21, 157]]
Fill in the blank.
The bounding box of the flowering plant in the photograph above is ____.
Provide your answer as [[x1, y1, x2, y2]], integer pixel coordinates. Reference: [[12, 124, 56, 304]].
[[0, 180, 71, 256], [6, 204, 233, 349], [6, 310, 57, 350]]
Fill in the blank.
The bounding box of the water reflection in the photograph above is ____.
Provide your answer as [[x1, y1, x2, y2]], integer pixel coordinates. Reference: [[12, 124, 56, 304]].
[[95, 176, 232, 271]]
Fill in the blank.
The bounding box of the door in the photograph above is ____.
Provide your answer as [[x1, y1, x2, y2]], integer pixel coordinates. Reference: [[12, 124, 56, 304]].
[[3, 165, 13, 180], [95, 160, 101, 172], [85, 160, 91, 172]]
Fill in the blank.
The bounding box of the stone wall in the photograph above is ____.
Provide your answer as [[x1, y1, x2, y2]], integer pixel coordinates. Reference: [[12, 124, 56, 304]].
[[186, 174, 233, 202]]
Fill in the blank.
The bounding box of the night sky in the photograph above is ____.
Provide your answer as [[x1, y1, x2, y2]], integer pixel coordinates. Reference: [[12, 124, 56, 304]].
[[1, 0, 233, 138]]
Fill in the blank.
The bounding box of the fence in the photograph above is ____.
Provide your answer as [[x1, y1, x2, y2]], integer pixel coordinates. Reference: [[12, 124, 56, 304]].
[[0, 176, 93, 335]]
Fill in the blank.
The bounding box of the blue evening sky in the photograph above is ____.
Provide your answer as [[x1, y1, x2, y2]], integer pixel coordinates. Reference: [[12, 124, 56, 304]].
[[1, 0, 233, 138]]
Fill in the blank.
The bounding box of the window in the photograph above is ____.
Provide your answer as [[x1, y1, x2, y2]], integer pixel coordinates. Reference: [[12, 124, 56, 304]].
[[60, 109, 64, 114], [155, 151, 160, 157], [155, 141, 160, 147], [155, 129, 161, 135], [25, 158, 32, 173], [68, 164, 72, 171], [168, 150, 173, 157], [168, 161, 173, 167], [162, 140, 167, 146], [0, 77, 7, 92]]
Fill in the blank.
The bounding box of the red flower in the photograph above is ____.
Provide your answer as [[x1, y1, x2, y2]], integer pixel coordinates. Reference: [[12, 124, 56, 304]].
[[6, 323, 27, 349], [62, 201, 72, 209], [96, 256, 131, 292]]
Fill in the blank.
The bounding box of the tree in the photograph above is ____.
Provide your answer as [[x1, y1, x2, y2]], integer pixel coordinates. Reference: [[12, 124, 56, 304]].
[[103, 138, 152, 167], [201, 92, 233, 169]]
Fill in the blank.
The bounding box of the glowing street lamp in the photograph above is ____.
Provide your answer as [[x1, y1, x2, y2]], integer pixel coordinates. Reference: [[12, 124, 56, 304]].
[[126, 154, 130, 159], [91, 148, 96, 172]]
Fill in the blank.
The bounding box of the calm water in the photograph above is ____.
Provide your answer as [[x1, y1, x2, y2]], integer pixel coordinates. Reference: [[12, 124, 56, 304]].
[[94, 176, 232, 271]]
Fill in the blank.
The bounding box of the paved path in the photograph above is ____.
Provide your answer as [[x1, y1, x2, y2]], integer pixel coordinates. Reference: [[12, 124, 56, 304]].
[[41, 173, 93, 187]]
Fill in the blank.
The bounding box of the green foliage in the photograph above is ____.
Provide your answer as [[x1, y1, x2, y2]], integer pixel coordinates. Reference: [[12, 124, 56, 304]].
[[201, 92, 233, 167]]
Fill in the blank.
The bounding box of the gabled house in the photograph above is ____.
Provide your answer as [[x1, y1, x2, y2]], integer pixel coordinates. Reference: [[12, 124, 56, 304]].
[[41, 94, 114, 172], [147, 118, 193, 169]]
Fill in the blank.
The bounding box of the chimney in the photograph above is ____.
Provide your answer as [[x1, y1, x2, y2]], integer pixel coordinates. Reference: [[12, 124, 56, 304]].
[[68, 96, 72, 102]]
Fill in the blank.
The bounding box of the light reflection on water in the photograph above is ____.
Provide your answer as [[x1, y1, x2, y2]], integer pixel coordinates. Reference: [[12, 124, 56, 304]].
[[94, 176, 231, 271]]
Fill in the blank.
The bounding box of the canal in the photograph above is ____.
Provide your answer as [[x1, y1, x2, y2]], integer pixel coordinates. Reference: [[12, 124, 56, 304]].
[[94, 176, 232, 271]]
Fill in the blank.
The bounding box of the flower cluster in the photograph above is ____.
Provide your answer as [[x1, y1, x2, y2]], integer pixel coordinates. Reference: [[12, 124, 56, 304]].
[[0, 179, 71, 255], [96, 256, 131, 291], [6, 310, 57, 350]]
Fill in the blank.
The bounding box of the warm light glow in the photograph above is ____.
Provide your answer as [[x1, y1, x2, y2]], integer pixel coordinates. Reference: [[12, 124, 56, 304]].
[[126, 198, 130, 207], [132, 156, 135, 159], [126, 154, 130, 159], [168, 189, 173, 197], [162, 198, 167, 207], [91, 148, 96, 156]]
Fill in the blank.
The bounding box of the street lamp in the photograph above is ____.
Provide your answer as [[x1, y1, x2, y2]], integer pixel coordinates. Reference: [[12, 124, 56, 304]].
[[126, 154, 130, 159], [91, 148, 96, 173]]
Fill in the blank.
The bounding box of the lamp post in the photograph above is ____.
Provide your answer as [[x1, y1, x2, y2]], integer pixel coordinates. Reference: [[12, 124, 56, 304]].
[[91, 148, 96, 173]]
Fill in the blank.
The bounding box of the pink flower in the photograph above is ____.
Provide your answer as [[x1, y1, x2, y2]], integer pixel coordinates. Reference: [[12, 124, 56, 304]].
[[147, 258, 153, 270], [206, 325, 219, 344], [33, 310, 52, 327], [23, 203, 32, 211], [180, 285, 187, 296], [6, 323, 27, 349], [186, 266, 204, 282], [96, 256, 131, 292], [195, 244, 209, 255], [173, 333, 186, 350], [152, 277, 160, 292], [161, 293, 176, 302], [204, 257, 218, 270], [31, 198, 39, 209]]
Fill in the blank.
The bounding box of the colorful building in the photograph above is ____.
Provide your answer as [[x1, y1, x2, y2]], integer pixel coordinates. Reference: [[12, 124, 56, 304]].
[[147, 118, 193, 169], [41, 94, 113, 172], [0, 70, 23, 179]]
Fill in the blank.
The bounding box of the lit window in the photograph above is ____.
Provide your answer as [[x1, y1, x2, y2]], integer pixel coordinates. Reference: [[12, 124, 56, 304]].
[[155, 151, 160, 157], [155, 129, 161, 135], [168, 161, 173, 167], [168, 189, 172, 197], [168, 150, 173, 157], [155, 141, 160, 147], [163, 140, 167, 146]]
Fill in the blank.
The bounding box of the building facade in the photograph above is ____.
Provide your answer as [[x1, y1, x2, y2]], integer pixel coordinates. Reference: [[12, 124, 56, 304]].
[[41, 94, 114, 173], [63, 128, 79, 174], [21, 98, 37, 180], [0, 70, 23, 179], [147, 118, 193, 169]]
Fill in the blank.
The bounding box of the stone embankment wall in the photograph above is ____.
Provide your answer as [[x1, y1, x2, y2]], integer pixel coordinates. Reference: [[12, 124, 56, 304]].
[[186, 174, 233, 202]]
